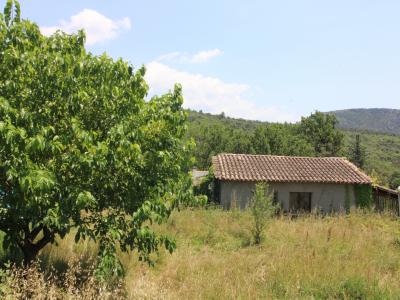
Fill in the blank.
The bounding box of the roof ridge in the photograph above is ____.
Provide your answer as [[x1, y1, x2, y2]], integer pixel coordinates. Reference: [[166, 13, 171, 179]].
[[216, 153, 346, 160]]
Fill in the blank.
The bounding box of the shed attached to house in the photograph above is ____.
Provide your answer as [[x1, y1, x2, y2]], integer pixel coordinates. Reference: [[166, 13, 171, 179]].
[[212, 154, 372, 213], [373, 185, 400, 215]]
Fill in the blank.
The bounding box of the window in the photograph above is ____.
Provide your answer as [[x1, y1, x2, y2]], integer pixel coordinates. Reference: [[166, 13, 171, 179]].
[[289, 192, 312, 212]]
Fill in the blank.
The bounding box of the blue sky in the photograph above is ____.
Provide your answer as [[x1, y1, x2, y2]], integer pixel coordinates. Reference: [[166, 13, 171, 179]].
[[3, 1, 400, 122]]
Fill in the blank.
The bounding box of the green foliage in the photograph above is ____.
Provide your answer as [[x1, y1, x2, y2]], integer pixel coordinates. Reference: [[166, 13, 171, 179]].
[[343, 130, 400, 184], [336, 277, 378, 299], [260, 124, 315, 157], [348, 134, 366, 168], [193, 168, 218, 202], [389, 172, 400, 190], [0, 1, 192, 274], [354, 185, 373, 208], [95, 244, 124, 283], [189, 195, 208, 207], [299, 111, 344, 156], [187, 110, 315, 169], [251, 126, 271, 154], [249, 183, 277, 245], [3, 0, 20, 27]]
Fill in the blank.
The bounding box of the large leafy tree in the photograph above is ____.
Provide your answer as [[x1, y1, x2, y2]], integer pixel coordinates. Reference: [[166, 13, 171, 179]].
[[251, 126, 271, 155], [0, 0, 192, 273], [187, 112, 316, 169], [299, 111, 344, 157], [189, 123, 231, 168]]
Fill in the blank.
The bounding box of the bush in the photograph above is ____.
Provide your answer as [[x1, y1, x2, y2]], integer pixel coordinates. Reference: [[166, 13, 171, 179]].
[[354, 184, 373, 208], [185, 195, 208, 208], [249, 183, 278, 245]]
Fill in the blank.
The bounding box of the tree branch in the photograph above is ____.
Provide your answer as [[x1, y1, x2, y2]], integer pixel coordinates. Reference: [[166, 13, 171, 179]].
[[29, 224, 43, 241], [32, 226, 53, 252]]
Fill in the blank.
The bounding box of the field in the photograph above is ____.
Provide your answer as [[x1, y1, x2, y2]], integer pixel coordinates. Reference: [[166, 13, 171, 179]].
[[2, 208, 400, 299]]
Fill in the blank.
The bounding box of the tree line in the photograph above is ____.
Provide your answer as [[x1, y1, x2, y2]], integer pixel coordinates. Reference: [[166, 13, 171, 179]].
[[187, 110, 346, 169]]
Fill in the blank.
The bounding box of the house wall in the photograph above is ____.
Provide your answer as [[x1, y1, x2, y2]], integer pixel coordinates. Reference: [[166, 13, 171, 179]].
[[219, 181, 357, 213]]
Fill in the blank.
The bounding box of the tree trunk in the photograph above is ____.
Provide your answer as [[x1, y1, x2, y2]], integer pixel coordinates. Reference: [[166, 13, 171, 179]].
[[19, 226, 54, 266], [21, 243, 40, 267]]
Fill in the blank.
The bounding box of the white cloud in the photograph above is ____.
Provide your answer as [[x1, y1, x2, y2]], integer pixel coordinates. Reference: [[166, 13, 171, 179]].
[[190, 49, 224, 63], [145, 62, 298, 122], [157, 49, 223, 64], [40, 9, 131, 45]]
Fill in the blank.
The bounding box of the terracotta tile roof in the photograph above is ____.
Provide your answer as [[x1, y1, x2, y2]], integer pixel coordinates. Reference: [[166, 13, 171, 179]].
[[212, 154, 371, 184]]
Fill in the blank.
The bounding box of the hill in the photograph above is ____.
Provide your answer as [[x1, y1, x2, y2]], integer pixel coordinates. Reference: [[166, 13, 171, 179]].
[[330, 108, 400, 135]]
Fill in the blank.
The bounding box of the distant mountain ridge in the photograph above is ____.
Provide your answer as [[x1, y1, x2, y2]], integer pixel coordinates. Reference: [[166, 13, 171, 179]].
[[329, 108, 400, 135]]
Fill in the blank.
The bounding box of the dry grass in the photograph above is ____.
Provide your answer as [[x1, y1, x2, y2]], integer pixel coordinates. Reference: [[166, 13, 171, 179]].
[[2, 208, 400, 299], [0, 257, 125, 299]]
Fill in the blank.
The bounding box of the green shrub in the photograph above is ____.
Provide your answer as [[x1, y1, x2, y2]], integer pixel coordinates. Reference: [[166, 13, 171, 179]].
[[354, 184, 373, 208], [249, 183, 278, 245], [189, 195, 208, 208]]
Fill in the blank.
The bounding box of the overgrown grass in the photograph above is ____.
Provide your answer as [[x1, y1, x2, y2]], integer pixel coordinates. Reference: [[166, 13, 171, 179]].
[[2, 208, 400, 299]]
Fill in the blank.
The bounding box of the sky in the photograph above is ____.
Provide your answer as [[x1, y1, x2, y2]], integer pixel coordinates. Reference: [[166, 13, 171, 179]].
[[3, 0, 400, 122]]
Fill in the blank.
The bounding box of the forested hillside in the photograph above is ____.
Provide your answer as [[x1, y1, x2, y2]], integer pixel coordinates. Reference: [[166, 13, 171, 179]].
[[187, 110, 313, 168], [187, 110, 400, 187], [331, 108, 400, 135], [343, 130, 400, 186]]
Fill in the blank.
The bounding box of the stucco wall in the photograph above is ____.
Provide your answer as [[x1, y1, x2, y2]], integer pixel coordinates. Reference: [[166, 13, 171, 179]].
[[219, 181, 356, 213]]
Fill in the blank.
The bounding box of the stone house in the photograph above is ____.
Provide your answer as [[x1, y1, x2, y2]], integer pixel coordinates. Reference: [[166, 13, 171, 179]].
[[212, 153, 372, 213]]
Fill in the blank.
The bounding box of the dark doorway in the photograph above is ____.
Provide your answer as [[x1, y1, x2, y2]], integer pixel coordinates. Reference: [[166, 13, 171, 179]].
[[289, 192, 312, 212]]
